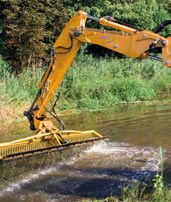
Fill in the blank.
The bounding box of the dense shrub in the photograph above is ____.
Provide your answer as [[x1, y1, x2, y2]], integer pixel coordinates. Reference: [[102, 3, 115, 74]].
[[0, 0, 170, 70]]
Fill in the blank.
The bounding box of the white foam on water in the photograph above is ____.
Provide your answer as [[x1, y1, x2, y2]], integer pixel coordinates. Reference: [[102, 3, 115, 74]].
[[84, 140, 133, 155], [84, 140, 159, 172], [0, 165, 58, 197]]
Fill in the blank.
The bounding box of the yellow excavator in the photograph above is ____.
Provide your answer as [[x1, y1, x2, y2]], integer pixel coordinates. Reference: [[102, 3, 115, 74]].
[[0, 10, 171, 162]]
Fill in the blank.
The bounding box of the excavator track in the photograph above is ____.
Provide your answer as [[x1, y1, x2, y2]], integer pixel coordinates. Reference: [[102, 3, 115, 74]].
[[0, 130, 106, 162]]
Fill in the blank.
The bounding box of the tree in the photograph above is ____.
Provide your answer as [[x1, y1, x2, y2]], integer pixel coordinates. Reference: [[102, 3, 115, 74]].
[[63, 0, 170, 30], [0, 0, 67, 71], [0, 0, 170, 70]]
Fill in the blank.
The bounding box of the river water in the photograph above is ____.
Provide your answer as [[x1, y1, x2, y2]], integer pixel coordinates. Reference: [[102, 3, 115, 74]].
[[0, 102, 171, 201]]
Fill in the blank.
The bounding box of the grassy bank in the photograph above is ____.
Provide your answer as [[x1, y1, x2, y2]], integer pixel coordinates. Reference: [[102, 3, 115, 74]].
[[91, 175, 171, 202], [1, 54, 171, 111]]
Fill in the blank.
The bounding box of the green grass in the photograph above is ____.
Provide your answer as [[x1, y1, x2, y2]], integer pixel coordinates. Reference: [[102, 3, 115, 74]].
[[58, 54, 171, 110], [86, 174, 171, 202], [84, 179, 171, 202], [1, 54, 171, 110]]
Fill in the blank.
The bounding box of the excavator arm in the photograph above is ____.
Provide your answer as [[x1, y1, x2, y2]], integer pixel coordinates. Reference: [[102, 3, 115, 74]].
[[24, 11, 85, 132], [24, 10, 171, 133], [1, 10, 171, 161]]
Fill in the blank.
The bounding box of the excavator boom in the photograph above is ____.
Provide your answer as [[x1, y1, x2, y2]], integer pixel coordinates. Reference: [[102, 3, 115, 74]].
[[1, 10, 171, 162]]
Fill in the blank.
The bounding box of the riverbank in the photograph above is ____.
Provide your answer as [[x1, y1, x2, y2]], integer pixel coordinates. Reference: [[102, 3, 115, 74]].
[[1, 95, 171, 125]]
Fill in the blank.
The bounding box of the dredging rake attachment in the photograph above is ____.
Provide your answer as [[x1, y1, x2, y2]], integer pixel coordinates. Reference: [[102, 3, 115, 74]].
[[0, 130, 105, 162]]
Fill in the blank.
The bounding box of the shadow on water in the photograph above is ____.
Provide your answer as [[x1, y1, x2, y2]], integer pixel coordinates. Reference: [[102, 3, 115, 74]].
[[18, 168, 154, 199], [0, 165, 156, 201], [19, 167, 155, 199]]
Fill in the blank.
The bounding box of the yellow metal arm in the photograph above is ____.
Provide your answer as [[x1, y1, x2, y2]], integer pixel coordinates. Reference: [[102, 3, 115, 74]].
[[2, 10, 171, 162], [24, 11, 86, 131], [24, 10, 171, 133]]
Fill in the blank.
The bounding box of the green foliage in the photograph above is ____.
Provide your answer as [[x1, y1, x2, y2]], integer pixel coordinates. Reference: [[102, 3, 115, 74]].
[[0, 55, 11, 79], [0, 66, 43, 104], [111, 77, 155, 102], [119, 178, 170, 202], [153, 173, 164, 196], [152, 147, 165, 199], [1, 53, 171, 109], [117, 147, 170, 202], [55, 54, 171, 110], [63, 0, 170, 31], [0, 0, 170, 71], [0, 0, 67, 70]]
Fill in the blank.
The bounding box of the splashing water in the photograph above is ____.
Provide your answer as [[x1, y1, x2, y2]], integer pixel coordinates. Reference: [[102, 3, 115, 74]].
[[0, 140, 160, 201]]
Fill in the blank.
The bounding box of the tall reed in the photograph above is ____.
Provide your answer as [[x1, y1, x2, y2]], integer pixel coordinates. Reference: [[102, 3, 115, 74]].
[[1, 54, 171, 110]]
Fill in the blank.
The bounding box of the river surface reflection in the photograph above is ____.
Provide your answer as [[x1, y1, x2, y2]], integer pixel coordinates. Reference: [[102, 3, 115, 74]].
[[0, 102, 171, 201]]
